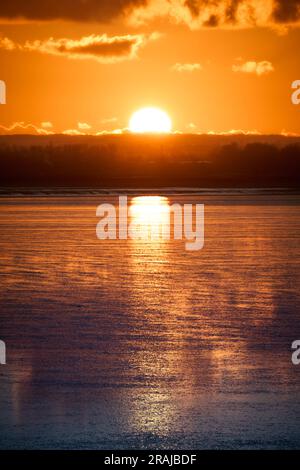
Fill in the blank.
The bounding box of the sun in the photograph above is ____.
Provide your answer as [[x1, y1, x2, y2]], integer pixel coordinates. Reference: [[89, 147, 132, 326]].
[[129, 107, 172, 134]]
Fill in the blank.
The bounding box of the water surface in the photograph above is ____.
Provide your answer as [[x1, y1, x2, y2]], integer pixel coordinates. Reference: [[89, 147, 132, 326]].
[[0, 194, 300, 449]]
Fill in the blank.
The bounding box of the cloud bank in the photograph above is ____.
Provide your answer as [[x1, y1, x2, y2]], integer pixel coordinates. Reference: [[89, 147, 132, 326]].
[[0, 1, 148, 23], [0, 1, 299, 29]]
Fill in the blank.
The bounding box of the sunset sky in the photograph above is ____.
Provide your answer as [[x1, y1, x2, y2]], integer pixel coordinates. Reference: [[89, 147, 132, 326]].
[[0, 0, 299, 135]]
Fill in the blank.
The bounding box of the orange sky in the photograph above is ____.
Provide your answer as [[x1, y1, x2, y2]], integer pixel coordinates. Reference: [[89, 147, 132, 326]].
[[0, 0, 299, 135]]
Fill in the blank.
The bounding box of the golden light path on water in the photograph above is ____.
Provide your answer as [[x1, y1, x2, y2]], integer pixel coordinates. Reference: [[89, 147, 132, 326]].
[[128, 196, 176, 434]]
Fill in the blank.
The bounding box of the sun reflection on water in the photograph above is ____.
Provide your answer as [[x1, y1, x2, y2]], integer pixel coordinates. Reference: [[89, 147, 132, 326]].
[[129, 196, 171, 242]]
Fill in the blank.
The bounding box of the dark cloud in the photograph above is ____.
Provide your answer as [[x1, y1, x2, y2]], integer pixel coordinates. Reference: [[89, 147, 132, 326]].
[[56, 36, 138, 58], [184, 0, 201, 17], [203, 14, 219, 27], [0, 0, 148, 22], [225, 0, 240, 23], [178, 0, 266, 28], [0, 0, 300, 27], [272, 0, 300, 23], [182, 0, 300, 27]]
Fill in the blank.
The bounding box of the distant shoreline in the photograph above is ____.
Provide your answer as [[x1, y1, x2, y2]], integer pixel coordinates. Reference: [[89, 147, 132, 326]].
[[1, 187, 300, 197], [1, 134, 299, 190]]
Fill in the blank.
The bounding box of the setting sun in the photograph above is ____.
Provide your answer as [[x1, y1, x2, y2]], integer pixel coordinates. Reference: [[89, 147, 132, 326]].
[[129, 107, 172, 134]]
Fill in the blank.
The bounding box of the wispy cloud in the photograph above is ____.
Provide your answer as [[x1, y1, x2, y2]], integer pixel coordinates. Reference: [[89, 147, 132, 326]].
[[78, 122, 91, 130], [41, 121, 53, 129], [62, 129, 86, 136], [232, 60, 274, 76], [0, 37, 15, 50], [100, 117, 118, 124], [0, 33, 160, 63], [0, 122, 54, 135], [206, 129, 261, 135], [0, 121, 129, 136], [171, 63, 202, 72], [186, 122, 197, 131], [96, 128, 126, 135]]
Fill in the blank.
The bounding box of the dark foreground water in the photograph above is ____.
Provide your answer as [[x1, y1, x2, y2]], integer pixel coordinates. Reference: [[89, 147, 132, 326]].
[[0, 194, 300, 449]]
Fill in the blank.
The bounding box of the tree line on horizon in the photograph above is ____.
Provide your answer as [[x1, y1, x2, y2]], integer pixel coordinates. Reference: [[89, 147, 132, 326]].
[[0, 140, 299, 188]]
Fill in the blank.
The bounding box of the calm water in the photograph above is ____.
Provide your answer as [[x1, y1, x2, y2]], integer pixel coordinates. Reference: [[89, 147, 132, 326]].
[[0, 194, 300, 449]]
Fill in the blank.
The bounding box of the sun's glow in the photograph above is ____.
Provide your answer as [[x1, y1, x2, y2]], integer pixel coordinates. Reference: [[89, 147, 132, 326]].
[[129, 107, 172, 134]]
